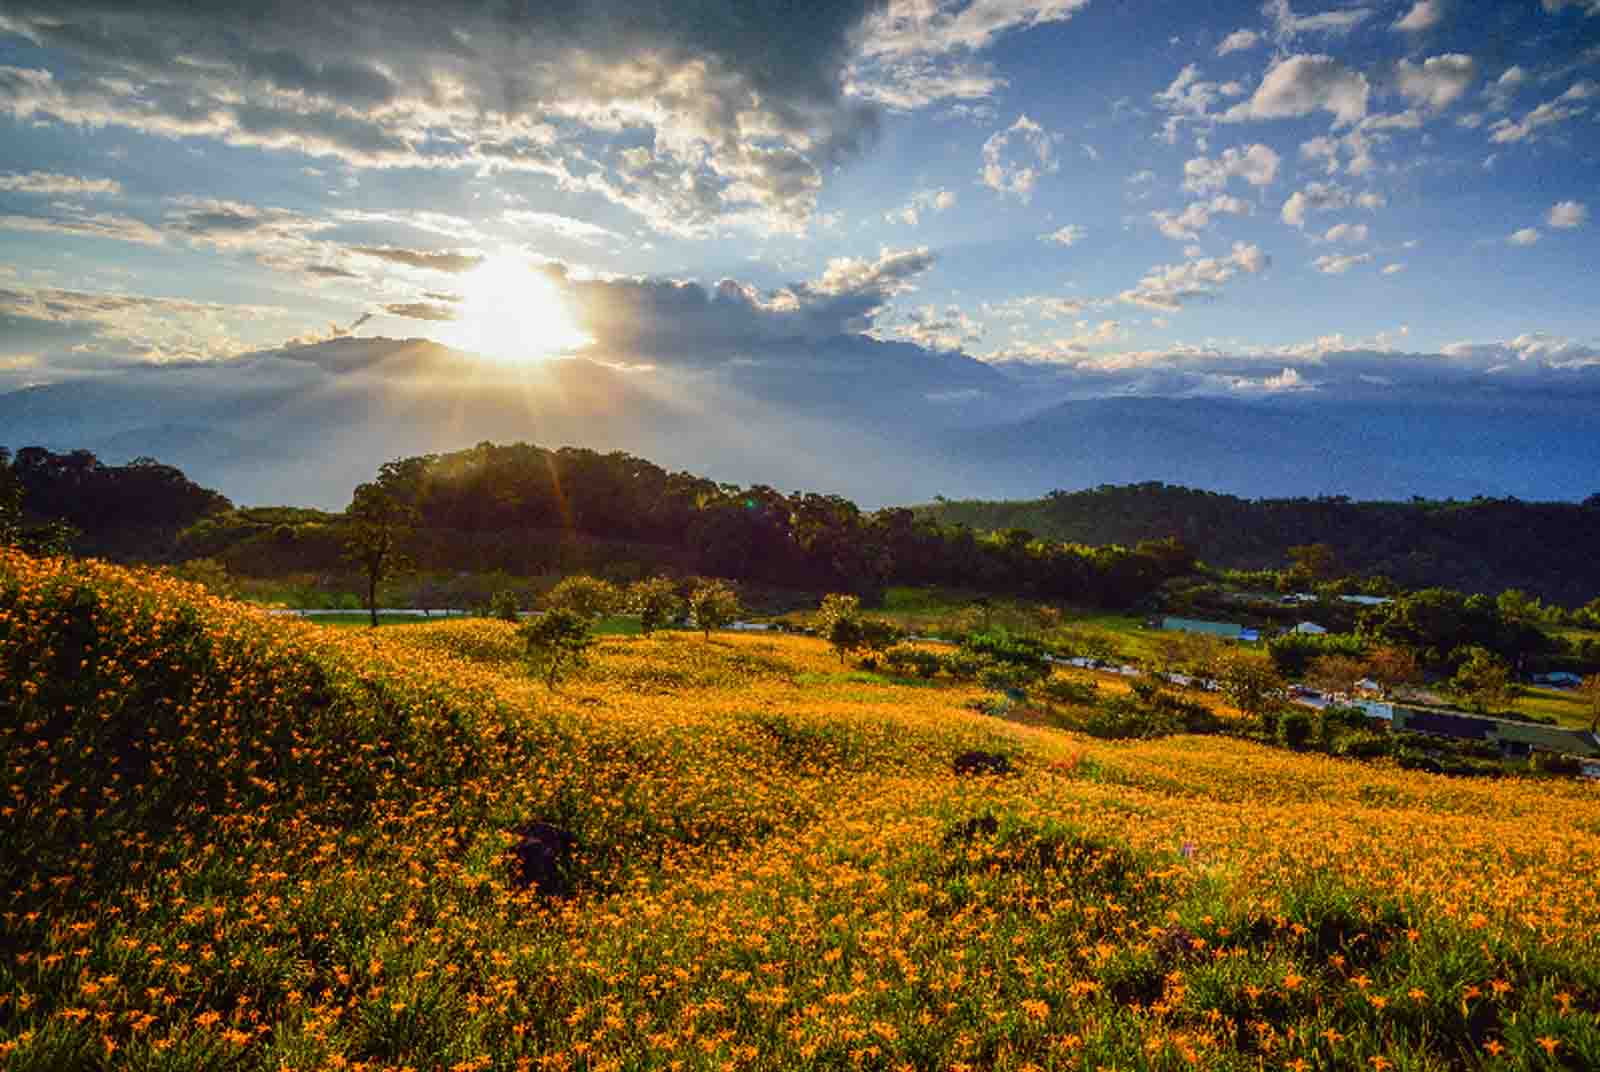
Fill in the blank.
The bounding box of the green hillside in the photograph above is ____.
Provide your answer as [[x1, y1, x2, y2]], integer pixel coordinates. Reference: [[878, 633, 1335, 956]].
[[5, 548, 1600, 1069]]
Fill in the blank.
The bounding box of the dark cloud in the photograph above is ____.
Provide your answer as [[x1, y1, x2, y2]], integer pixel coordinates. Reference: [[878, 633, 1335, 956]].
[[0, 0, 889, 231], [562, 247, 939, 359], [352, 247, 485, 274]]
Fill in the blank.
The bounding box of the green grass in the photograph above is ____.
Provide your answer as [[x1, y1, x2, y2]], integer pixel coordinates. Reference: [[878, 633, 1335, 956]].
[[306, 612, 458, 628], [1513, 685, 1598, 729]]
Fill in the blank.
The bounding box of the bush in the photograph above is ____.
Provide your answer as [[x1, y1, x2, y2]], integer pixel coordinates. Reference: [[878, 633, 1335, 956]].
[[883, 646, 943, 679], [1277, 708, 1316, 750], [1334, 730, 1393, 759], [488, 588, 522, 622], [1078, 695, 1182, 740], [1038, 675, 1099, 706]]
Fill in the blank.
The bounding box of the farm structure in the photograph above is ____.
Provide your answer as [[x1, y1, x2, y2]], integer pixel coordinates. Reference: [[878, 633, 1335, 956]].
[[1387, 705, 1600, 759]]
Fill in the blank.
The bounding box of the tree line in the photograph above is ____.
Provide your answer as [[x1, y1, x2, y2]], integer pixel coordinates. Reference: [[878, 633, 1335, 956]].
[[334, 443, 1199, 609], [920, 481, 1600, 607]]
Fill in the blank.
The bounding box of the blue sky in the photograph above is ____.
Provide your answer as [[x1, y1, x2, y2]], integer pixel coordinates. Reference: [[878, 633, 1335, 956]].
[[1, 0, 1597, 405]]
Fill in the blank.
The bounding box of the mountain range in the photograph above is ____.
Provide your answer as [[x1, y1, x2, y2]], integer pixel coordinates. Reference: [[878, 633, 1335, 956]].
[[4, 335, 1596, 509]]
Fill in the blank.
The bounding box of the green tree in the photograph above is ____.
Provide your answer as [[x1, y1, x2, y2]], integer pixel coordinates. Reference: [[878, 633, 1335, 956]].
[[342, 464, 419, 628], [1363, 644, 1422, 697], [488, 589, 522, 622], [856, 617, 903, 667], [627, 576, 682, 636], [1305, 654, 1368, 699], [817, 593, 864, 663], [543, 575, 621, 621], [1450, 646, 1516, 713], [520, 609, 594, 690], [688, 579, 741, 640], [1211, 650, 1288, 728]]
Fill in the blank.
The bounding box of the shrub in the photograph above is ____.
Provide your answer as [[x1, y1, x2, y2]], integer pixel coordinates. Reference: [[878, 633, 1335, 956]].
[[519, 608, 594, 689], [1334, 730, 1393, 759], [1078, 695, 1182, 740], [1277, 708, 1316, 750], [884, 646, 944, 679], [1038, 675, 1099, 706], [488, 588, 522, 622], [543, 574, 621, 621]]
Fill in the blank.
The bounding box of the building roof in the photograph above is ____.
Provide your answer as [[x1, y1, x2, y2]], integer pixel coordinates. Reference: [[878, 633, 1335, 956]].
[[1162, 617, 1244, 638]]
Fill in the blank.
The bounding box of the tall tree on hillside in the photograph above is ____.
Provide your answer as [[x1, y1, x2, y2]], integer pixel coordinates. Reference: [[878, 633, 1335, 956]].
[[343, 461, 420, 628], [688, 579, 741, 641], [1450, 646, 1516, 714]]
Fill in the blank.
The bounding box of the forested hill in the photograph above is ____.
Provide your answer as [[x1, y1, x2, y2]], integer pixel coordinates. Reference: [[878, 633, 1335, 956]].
[[917, 483, 1600, 606]]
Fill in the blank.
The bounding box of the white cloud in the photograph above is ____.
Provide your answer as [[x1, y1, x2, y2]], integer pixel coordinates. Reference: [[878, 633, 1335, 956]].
[[1356, 191, 1386, 210], [1181, 143, 1281, 192], [894, 303, 984, 352], [1540, 0, 1600, 13], [1382, 263, 1405, 274], [1120, 241, 1270, 310], [1395, 54, 1477, 111], [1488, 87, 1589, 143], [1041, 224, 1086, 245], [1313, 252, 1372, 273], [1507, 227, 1540, 246], [980, 114, 1057, 201], [1323, 222, 1369, 243], [860, 0, 1093, 59], [1150, 194, 1251, 241], [0, 210, 164, 246], [1153, 64, 1247, 142], [500, 210, 622, 244], [1281, 181, 1351, 227], [1216, 29, 1261, 55], [1548, 200, 1589, 228], [1395, 0, 1446, 31], [0, 171, 121, 196], [1224, 54, 1370, 126], [0, 284, 282, 367], [885, 188, 958, 226], [1485, 66, 1526, 110], [851, 0, 1092, 111], [1265, 0, 1373, 40]]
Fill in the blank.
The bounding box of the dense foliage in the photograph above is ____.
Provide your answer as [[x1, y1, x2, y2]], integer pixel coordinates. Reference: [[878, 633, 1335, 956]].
[[1, 446, 232, 559], [920, 482, 1600, 605], [186, 443, 1198, 609]]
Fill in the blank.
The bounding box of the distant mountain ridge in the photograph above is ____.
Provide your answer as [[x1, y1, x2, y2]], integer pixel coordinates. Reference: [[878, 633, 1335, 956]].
[[6, 338, 1600, 513], [918, 482, 1600, 606]]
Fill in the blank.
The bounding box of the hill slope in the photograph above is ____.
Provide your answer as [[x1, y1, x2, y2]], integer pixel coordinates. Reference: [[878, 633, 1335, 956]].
[[4, 550, 1600, 1069]]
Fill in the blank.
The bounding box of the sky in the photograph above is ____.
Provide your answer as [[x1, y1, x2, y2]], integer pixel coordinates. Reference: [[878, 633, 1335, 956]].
[[0, 0, 1598, 501]]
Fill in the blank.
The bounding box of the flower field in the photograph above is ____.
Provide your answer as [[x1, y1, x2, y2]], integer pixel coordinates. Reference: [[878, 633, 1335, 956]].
[[3, 549, 1600, 1070]]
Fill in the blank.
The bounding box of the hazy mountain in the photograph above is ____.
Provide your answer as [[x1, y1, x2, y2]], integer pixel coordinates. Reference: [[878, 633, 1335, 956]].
[[5, 337, 1597, 510], [948, 396, 1600, 503]]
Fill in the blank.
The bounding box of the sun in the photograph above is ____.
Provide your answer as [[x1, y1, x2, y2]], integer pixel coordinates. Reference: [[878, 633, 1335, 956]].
[[439, 255, 591, 364]]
